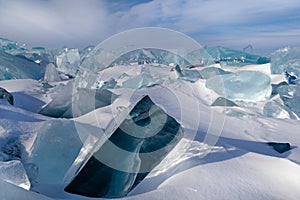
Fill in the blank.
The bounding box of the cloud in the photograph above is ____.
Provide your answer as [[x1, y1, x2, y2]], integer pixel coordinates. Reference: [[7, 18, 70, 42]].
[[0, 0, 299, 53], [0, 0, 113, 47]]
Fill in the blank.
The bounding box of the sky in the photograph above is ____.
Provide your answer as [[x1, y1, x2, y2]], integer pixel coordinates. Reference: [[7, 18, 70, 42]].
[[0, 0, 300, 54]]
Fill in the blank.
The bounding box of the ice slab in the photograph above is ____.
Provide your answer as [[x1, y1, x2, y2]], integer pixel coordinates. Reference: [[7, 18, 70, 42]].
[[263, 101, 298, 119], [205, 46, 270, 67], [56, 48, 80, 76], [270, 47, 300, 74], [174, 64, 202, 82], [0, 38, 26, 54], [285, 67, 300, 85], [28, 119, 83, 184], [271, 81, 288, 97], [0, 179, 51, 200], [277, 85, 300, 118], [122, 65, 163, 89], [43, 63, 61, 82], [39, 81, 74, 118], [0, 160, 31, 190], [109, 48, 190, 67], [39, 81, 118, 118], [199, 66, 231, 79], [65, 96, 184, 198], [206, 71, 272, 102], [0, 50, 45, 80]]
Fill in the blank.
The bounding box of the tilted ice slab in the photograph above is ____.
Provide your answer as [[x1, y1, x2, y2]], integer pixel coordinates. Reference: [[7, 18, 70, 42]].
[[206, 71, 272, 102], [64, 95, 183, 198], [28, 119, 101, 184]]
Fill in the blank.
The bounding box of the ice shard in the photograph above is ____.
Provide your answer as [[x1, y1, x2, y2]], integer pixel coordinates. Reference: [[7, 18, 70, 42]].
[[277, 85, 300, 118], [0, 160, 31, 190], [204, 46, 270, 67], [65, 95, 183, 198], [270, 47, 300, 74], [285, 67, 300, 85], [39, 81, 118, 118], [122, 65, 163, 89], [199, 66, 231, 79], [263, 101, 298, 119], [0, 38, 26, 54], [56, 48, 80, 76], [28, 119, 83, 184], [43, 63, 61, 82], [0, 50, 45, 80], [206, 71, 272, 102], [174, 64, 202, 82], [0, 179, 51, 200]]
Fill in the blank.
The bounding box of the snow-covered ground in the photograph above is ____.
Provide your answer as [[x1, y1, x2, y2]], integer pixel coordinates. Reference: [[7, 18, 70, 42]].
[[1, 60, 300, 199]]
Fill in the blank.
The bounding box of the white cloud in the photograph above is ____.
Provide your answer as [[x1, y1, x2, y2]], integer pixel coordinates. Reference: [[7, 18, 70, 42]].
[[0, 0, 299, 53]]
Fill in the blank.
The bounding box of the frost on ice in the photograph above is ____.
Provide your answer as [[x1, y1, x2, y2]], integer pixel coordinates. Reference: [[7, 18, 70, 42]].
[[206, 71, 272, 102], [65, 95, 183, 198]]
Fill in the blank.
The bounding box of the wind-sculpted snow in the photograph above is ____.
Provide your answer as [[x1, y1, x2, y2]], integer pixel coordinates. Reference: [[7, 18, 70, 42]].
[[206, 71, 272, 102]]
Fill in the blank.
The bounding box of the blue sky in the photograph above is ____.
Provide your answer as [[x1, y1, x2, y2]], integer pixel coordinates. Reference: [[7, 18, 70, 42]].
[[0, 0, 299, 54]]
